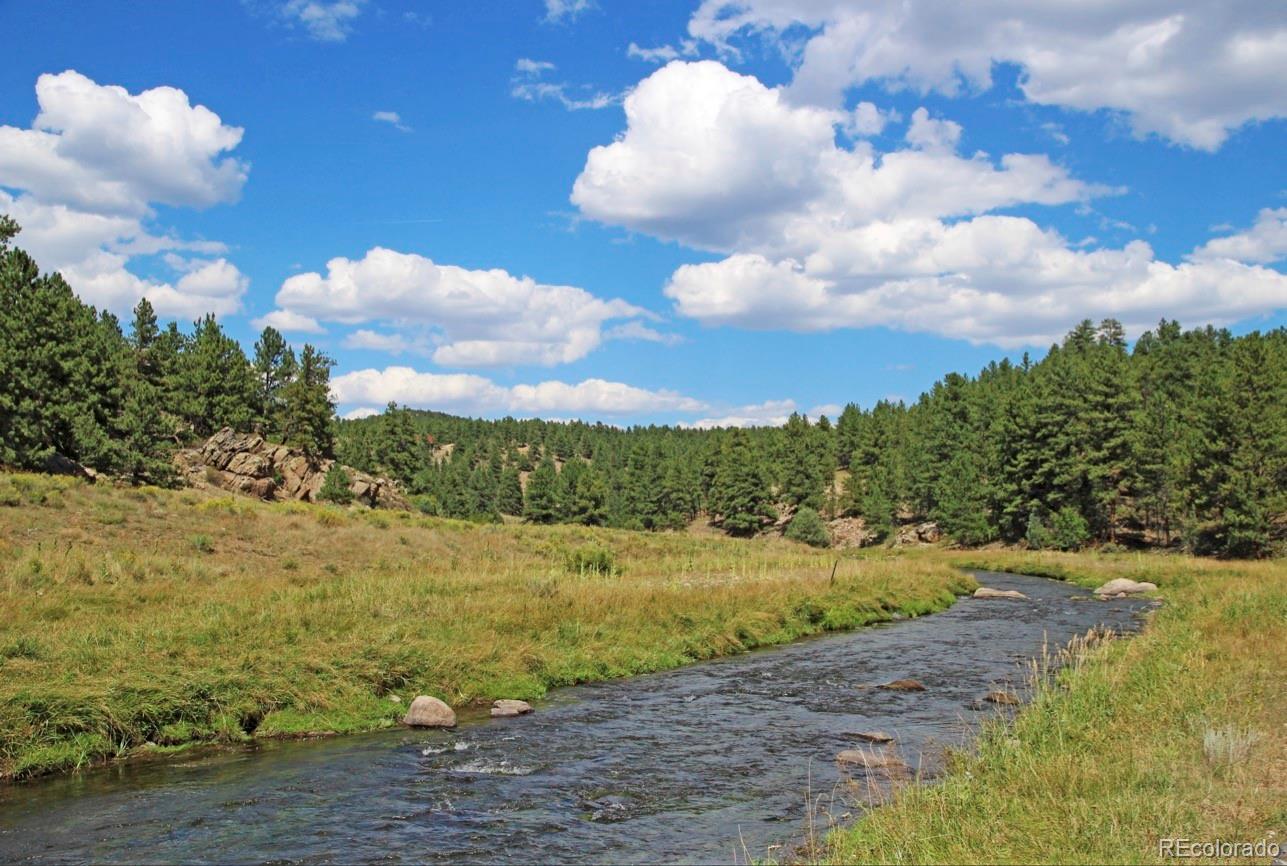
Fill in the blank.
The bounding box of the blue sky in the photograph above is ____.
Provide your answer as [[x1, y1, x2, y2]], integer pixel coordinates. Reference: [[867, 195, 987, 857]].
[[1, 0, 1284, 426]]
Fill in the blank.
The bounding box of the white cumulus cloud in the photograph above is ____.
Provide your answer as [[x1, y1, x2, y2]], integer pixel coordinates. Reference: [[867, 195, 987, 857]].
[[267, 246, 662, 367], [1190, 207, 1287, 265], [573, 60, 1287, 347], [686, 0, 1287, 151], [331, 366, 706, 418], [0, 71, 250, 318]]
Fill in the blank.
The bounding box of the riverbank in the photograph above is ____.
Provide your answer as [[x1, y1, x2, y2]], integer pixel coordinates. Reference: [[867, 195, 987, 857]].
[[824, 550, 1287, 865], [0, 473, 974, 781]]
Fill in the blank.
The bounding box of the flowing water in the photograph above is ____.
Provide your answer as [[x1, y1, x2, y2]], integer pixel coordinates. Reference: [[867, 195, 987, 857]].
[[0, 572, 1154, 864]]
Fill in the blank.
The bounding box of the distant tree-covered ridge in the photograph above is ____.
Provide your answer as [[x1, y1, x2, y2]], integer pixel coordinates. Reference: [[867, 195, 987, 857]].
[[2, 213, 1284, 556]]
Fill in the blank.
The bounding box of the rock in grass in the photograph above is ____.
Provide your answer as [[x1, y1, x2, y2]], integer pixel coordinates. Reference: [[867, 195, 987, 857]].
[[490, 699, 533, 718], [879, 679, 926, 692], [984, 690, 1021, 706], [403, 695, 456, 728], [837, 748, 907, 770], [853, 731, 895, 744], [973, 587, 1027, 600], [1094, 578, 1157, 598]]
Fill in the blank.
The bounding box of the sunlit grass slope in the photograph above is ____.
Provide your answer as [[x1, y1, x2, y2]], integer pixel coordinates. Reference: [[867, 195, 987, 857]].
[[0, 473, 974, 781], [824, 550, 1287, 865]]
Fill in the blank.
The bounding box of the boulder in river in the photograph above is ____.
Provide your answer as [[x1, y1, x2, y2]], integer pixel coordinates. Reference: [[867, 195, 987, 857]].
[[973, 587, 1028, 600], [403, 695, 456, 728], [984, 690, 1021, 706], [852, 731, 895, 744], [1094, 578, 1157, 598], [879, 679, 926, 692], [490, 699, 533, 718], [837, 748, 907, 770]]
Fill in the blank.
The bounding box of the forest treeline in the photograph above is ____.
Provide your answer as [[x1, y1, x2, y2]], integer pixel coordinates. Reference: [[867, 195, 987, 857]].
[[2, 215, 1284, 556], [0, 216, 335, 485]]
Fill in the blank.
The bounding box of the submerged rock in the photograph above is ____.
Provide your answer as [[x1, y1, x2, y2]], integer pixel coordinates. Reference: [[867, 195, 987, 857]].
[[973, 587, 1028, 600], [1094, 578, 1157, 598], [879, 679, 926, 692], [403, 695, 456, 728], [490, 699, 533, 718], [852, 731, 895, 744], [837, 748, 907, 770]]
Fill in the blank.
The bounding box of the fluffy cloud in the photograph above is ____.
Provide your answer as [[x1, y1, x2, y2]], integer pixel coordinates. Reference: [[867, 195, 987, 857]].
[[267, 246, 656, 366], [1190, 208, 1287, 265], [572, 62, 1096, 254], [251, 308, 324, 333], [687, 0, 1287, 150], [574, 61, 1287, 347], [0, 71, 249, 317], [331, 366, 705, 418], [0, 70, 246, 216]]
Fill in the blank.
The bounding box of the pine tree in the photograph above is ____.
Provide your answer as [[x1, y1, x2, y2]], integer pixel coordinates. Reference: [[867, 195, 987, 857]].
[[176, 314, 256, 437], [523, 457, 560, 524], [279, 344, 335, 458], [252, 326, 296, 437], [496, 465, 525, 516], [319, 464, 354, 505], [711, 430, 776, 535]]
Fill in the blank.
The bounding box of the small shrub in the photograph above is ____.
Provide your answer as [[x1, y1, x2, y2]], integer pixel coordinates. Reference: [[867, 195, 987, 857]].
[[1051, 506, 1090, 551], [565, 545, 619, 576], [315, 508, 347, 528], [411, 495, 440, 516], [319, 465, 354, 505], [367, 513, 391, 530], [1025, 511, 1054, 550], [190, 534, 214, 554], [785, 506, 831, 548]]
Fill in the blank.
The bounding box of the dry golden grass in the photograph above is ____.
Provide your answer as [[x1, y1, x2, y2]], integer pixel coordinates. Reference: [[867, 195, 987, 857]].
[[0, 472, 973, 780]]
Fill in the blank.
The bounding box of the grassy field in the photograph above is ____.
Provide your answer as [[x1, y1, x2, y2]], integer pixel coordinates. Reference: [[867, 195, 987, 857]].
[[0, 472, 975, 781], [824, 550, 1287, 865]]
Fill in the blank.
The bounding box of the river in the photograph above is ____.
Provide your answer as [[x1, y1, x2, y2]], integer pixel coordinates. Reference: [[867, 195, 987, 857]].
[[0, 571, 1154, 864]]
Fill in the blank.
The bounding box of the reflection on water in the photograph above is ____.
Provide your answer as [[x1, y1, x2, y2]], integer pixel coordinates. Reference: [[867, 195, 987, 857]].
[[0, 572, 1153, 865]]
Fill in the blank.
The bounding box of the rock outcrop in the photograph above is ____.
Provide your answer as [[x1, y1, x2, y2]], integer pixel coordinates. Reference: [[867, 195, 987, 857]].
[[895, 521, 942, 546], [973, 587, 1028, 600], [403, 695, 456, 728], [490, 699, 534, 718], [828, 516, 877, 549], [1095, 578, 1158, 598], [176, 427, 408, 509]]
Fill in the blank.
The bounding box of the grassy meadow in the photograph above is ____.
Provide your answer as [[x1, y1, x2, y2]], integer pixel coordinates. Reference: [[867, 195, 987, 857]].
[[0, 472, 974, 781], [824, 550, 1287, 865]]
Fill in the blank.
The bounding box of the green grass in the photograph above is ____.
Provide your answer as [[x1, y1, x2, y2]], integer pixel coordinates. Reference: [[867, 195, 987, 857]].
[[823, 550, 1287, 865], [0, 472, 975, 781]]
